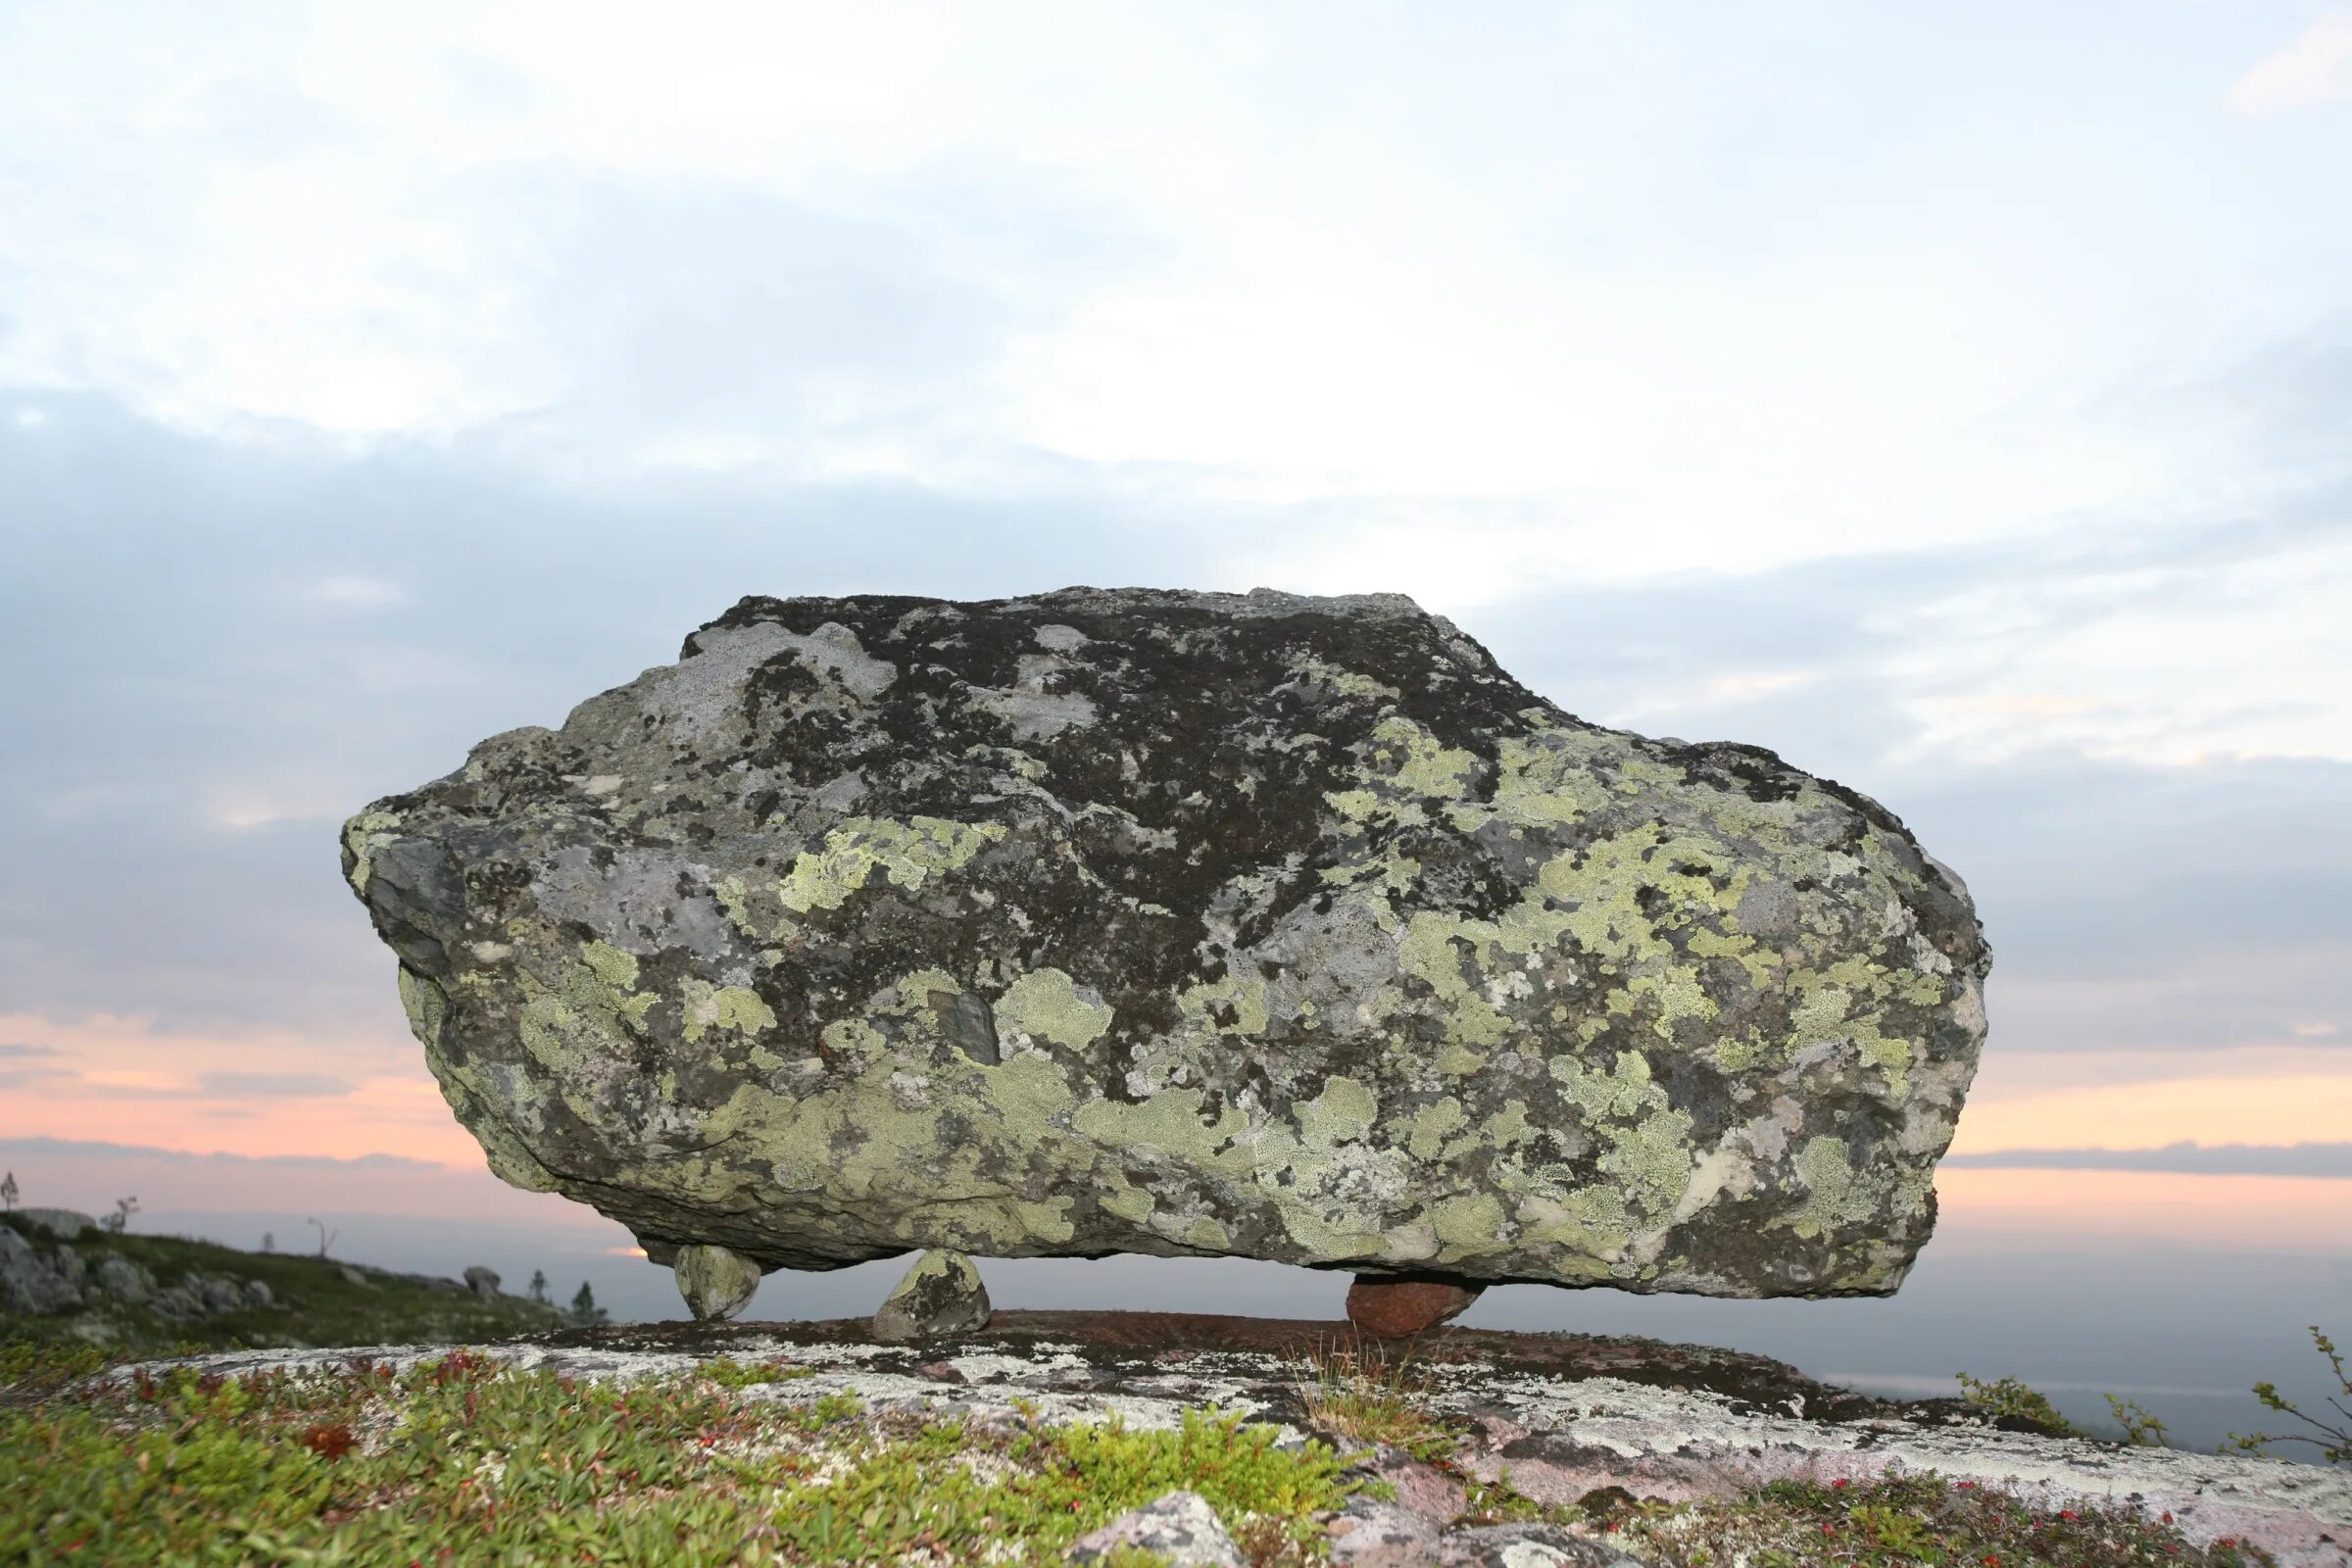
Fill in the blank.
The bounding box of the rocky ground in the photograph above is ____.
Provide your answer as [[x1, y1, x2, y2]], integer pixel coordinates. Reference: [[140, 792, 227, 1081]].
[[0, 1208, 564, 1353], [17, 1310, 2341, 1566]]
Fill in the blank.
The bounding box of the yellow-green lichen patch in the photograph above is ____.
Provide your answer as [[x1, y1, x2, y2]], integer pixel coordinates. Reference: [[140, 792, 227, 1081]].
[[1598, 1105, 1698, 1220], [1071, 1088, 1252, 1174], [1177, 973, 1270, 1037], [1298, 1075, 1380, 1145], [997, 968, 1113, 1051], [1405, 1096, 1469, 1160], [340, 808, 403, 895], [1365, 715, 1479, 801], [775, 815, 1007, 913], [397, 965, 449, 1047], [581, 940, 640, 991], [1784, 1136, 1885, 1239]]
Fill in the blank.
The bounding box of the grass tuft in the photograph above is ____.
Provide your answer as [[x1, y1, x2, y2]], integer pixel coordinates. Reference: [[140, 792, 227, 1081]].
[[1291, 1330, 1459, 1464]]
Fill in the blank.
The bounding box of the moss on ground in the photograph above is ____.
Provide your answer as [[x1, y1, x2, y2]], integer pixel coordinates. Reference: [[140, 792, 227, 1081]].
[[0, 1344, 1363, 1565], [1617, 1474, 2277, 1568], [0, 1212, 562, 1356], [0, 1336, 2295, 1567]]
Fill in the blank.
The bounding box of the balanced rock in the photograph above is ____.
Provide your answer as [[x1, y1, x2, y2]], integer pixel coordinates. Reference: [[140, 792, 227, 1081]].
[[674, 1242, 762, 1321], [1347, 1274, 1483, 1338], [341, 588, 1988, 1299], [463, 1265, 502, 1299], [872, 1249, 991, 1342]]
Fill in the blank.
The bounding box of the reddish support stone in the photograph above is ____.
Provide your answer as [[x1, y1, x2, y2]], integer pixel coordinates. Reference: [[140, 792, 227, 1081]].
[[1346, 1274, 1483, 1338]]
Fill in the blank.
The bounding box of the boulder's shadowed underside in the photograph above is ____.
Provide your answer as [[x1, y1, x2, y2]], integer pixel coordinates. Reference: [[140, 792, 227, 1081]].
[[342, 587, 1989, 1297]]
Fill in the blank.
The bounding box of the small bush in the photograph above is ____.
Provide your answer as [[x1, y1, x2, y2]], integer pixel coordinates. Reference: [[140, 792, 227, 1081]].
[[1956, 1371, 2079, 1437]]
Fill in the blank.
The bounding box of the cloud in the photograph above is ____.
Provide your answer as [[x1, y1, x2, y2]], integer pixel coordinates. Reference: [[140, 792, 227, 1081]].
[[1946, 1141, 2352, 1178], [304, 575, 405, 607], [0, 1133, 611, 1227], [2230, 11, 2352, 115], [193, 1071, 353, 1099], [0, 1135, 441, 1172], [0, 1042, 60, 1057]]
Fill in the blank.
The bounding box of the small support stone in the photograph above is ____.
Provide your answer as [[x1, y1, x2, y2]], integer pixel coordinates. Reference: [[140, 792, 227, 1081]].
[[674, 1243, 762, 1321], [872, 1249, 990, 1342], [1346, 1274, 1482, 1338]]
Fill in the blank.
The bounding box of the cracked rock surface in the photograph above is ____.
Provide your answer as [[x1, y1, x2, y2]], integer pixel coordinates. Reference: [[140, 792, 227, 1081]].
[[342, 587, 1989, 1295]]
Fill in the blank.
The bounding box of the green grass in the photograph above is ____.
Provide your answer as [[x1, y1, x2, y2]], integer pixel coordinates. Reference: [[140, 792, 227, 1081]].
[[0, 1212, 563, 1356], [1, 1303, 2312, 1566], [0, 1343, 1368, 1565], [1291, 1331, 1461, 1465]]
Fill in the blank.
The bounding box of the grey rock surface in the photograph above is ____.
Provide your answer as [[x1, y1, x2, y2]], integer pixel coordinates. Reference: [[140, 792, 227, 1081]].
[[1, 1225, 82, 1312], [1432, 1524, 1640, 1568], [17, 1208, 96, 1240], [343, 588, 1990, 1296], [464, 1265, 502, 1299], [92, 1255, 151, 1304], [1066, 1490, 1244, 1568], [871, 1250, 991, 1343], [125, 1323, 2352, 1567], [1326, 1497, 1445, 1568]]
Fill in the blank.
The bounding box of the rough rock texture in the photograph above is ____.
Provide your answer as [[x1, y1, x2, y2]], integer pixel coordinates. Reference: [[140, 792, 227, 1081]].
[[674, 1243, 762, 1321], [1347, 1274, 1484, 1337], [464, 1265, 502, 1299], [342, 587, 1989, 1296], [1, 1224, 81, 1312], [15, 1207, 96, 1240], [133, 1316, 2352, 1568], [0, 1226, 276, 1322], [1066, 1490, 1245, 1568], [872, 1249, 991, 1342]]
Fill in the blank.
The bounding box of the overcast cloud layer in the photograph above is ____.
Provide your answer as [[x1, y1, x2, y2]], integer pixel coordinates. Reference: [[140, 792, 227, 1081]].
[[2, 3, 2347, 1169]]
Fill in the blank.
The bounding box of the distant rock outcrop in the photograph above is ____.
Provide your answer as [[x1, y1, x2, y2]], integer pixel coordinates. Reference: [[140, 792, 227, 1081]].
[[343, 588, 1989, 1319]]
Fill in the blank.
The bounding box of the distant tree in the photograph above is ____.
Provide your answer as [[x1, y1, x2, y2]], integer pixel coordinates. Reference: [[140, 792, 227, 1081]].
[[527, 1268, 550, 1304], [261, 1231, 274, 1253], [307, 1217, 338, 1258], [0, 1170, 16, 1212], [568, 1281, 610, 1327], [101, 1196, 139, 1235]]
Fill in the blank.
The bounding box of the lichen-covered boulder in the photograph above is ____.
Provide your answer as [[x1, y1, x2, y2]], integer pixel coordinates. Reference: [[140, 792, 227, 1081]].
[[342, 587, 1987, 1299], [872, 1249, 992, 1342]]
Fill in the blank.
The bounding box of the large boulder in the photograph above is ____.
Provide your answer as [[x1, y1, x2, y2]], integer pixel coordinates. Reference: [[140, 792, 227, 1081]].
[[342, 588, 1988, 1301]]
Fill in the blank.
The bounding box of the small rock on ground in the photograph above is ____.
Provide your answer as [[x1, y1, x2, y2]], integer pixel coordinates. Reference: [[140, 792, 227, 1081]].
[[1067, 1490, 1244, 1568], [872, 1249, 990, 1343], [673, 1244, 762, 1322], [1347, 1275, 1483, 1337], [1433, 1524, 1642, 1568], [1342, 1444, 1468, 1520], [1327, 1498, 1446, 1567]]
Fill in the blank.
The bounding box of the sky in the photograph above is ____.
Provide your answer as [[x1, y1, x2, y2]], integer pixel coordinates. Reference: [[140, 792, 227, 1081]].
[[2, 3, 2350, 1281]]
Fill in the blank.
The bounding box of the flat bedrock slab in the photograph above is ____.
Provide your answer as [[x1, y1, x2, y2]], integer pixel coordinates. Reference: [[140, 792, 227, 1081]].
[[343, 587, 1990, 1297], [121, 1317, 2350, 1568]]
